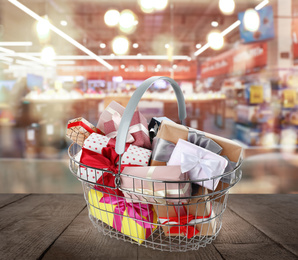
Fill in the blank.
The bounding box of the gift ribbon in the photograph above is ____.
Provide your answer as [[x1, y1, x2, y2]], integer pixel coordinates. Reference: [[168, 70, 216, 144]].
[[151, 138, 176, 163], [105, 107, 149, 143], [181, 151, 221, 180], [188, 129, 222, 154], [159, 205, 213, 239], [67, 120, 100, 134], [99, 195, 155, 233]]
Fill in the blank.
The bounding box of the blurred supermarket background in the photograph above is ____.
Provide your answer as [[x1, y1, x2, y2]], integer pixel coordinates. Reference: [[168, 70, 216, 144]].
[[0, 0, 297, 194]]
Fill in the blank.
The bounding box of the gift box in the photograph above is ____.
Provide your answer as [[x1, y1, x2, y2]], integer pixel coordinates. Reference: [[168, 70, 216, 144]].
[[154, 188, 216, 238], [66, 117, 99, 146], [77, 133, 152, 184], [167, 139, 228, 191], [120, 165, 191, 203], [148, 117, 174, 142], [96, 101, 151, 149], [88, 189, 157, 244], [150, 120, 223, 166]]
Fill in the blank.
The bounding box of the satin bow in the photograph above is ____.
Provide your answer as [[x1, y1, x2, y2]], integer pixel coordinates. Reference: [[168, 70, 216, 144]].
[[181, 151, 221, 180], [106, 112, 135, 143], [165, 215, 200, 239], [99, 195, 154, 232]]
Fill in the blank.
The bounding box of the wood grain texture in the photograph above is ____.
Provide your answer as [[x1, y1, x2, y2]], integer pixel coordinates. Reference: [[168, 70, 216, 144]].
[[43, 208, 138, 260], [137, 244, 223, 260], [215, 208, 271, 244], [227, 194, 298, 256], [0, 193, 29, 208], [0, 194, 85, 260], [214, 244, 298, 260]]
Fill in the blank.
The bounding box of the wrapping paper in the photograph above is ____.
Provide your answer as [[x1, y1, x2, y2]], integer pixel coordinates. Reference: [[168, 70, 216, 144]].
[[66, 117, 100, 146], [88, 189, 157, 243], [148, 117, 174, 142], [96, 101, 151, 149], [167, 139, 228, 191], [150, 120, 223, 166], [120, 166, 191, 203], [154, 188, 216, 237], [77, 133, 151, 184]]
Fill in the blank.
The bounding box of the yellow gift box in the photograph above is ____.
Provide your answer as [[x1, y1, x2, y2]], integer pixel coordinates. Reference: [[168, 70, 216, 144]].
[[88, 189, 157, 243]]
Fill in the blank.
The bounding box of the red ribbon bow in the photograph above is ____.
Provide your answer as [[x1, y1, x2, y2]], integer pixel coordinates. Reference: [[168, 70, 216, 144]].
[[166, 215, 200, 239]]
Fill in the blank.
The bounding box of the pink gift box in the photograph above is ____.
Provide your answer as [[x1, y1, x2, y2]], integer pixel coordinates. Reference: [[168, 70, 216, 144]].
[[76, 133, 152, 183], [120, 166, 191, 203], [96, 101, 151, 149], [167, 139, 228, 191]]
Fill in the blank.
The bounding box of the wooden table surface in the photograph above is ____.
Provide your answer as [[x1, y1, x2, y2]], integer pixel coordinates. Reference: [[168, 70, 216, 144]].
[[1, 194, 297, 260]]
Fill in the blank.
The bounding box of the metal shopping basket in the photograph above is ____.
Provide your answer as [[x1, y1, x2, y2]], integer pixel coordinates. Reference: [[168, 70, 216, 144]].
[[68, 76, 242, 252]]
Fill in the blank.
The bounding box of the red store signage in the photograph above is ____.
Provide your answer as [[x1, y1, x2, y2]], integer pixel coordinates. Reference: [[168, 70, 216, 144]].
[[200, 42, 267, 78]]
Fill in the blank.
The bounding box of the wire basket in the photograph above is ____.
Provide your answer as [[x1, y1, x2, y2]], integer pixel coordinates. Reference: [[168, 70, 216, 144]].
[[68, 76, 242, 252]]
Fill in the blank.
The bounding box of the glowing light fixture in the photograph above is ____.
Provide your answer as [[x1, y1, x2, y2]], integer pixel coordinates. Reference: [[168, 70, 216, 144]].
[[219, 0, 235, 15], [60, 20, 67, 26], [255, 0, 269, 11], [100, 43, 106, 49], [120, 64, 125, 69], [172, 64, 177, 69], [196, 43, 202, 49], [119, 10, 137, 33], [133, 43, 139, 48], [207, 32, 224, 50], [112, 36, 129, 55], [211, 21, 219, 27], [139, 0, 154, 13], [8, 0, 113, 70], [243, 8, 261, 32], [165, 43, 169, 49], [0, 41, 32, 46], [41, 46, 56, 62], [104, 9, 120, 27], [36, 17, 50, 40], [154, 0, 168, 11]]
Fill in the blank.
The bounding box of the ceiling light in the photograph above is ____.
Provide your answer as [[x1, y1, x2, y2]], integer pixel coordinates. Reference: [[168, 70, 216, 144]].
[[112, 36, 129, 55], [156, 64, 161, 69], [139, 0, 154, 13], [137, 53, 142, 56], [219, 0, 235, 15], [36, 17, 50, 40], [172, 64, 177, 69], [255, 0, 269, 11], [243, 9, 261, 32], [0, 56, 14, 63], [100, 43, 106, 49], [154, 68, 159, 72], [120, 64, 125, 69], [41, 46, 56, 62], [0, 41, 32, 46], [104, 9, 120, 27], [133, 43, 139, 48], [165, 43, 169, 49], [221, 20, 241, 36], [196, 43, 202, 49], [207, 32, 224, 50], [8, 0, 113, 70], [110, 53, 115, 57], [119, 10, 136, 29], [60, 20, 67, 26], [211, 21, 219, 27], [0, 46, 15, 54], [187, 57, 192, 61], [154, 0, 168, 10]]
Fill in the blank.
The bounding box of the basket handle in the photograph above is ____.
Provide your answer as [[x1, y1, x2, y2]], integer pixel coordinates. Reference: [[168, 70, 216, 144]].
[[115, 76, 186, 155]]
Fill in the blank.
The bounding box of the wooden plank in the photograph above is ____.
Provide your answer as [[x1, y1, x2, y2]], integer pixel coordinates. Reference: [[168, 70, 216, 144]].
[[214, 244, 298, 260], [137, 244, 223, 260], [0, 194, 29, 208], [43, 208, 138, 260], [227, 194, 298, 256], [214, 207, 271, 244], [0, 194, 85, 260]]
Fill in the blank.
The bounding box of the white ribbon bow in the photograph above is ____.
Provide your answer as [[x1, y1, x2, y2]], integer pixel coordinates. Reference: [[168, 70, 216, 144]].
[[106, 112, 135, 143], [181, 151, 221, 180]]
